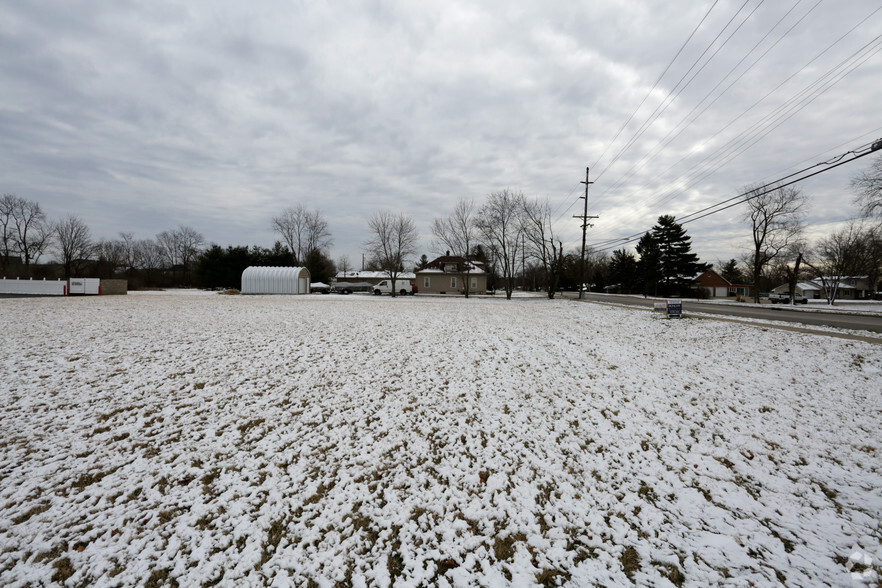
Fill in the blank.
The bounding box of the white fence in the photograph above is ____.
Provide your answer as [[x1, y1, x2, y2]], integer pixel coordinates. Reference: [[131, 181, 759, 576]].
[[0, 278, 67, 296]]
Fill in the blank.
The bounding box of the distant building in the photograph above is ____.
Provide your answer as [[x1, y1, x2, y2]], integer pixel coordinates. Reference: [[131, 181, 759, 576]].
[[415, 253, 487, 295], [771, 276, 874, 300], [694, 269, 753, 298]]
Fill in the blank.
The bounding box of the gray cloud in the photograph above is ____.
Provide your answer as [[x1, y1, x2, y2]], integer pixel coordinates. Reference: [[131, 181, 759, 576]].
[[1, 0, 880, 265]]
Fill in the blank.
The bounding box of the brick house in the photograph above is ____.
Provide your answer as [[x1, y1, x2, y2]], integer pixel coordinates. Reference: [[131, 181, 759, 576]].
[[695, 269, 753, 298]]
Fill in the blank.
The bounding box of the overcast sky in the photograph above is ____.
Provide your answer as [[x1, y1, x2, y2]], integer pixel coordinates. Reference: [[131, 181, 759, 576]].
[[2, 0, 880, 268]]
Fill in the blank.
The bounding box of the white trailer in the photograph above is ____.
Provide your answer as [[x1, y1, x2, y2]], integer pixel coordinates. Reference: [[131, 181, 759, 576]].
[[0, 278, 67, 296], [68, 278, 101, 295]]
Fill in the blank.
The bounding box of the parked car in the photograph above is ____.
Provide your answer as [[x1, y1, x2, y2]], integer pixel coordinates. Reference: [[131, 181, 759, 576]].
[[768, 292, 808, 304]]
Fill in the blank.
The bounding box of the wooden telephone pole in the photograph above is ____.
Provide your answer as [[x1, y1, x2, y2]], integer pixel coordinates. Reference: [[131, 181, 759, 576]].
[[574, 167, 597, 300]]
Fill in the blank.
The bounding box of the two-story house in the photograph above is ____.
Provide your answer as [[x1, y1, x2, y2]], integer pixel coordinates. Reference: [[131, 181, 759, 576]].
[[415, 253, 487, 295]]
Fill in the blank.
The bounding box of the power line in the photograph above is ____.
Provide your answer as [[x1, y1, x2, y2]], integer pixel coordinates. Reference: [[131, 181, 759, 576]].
[[587, 6, 881, 236], [595, 0, 818, 207], [594, 0, 756, 185], [553, 0, 725, 226], [585, 126, 882, 249], [589, 1, 722, 178], [590, 32, 881, 239], [586, 138, 881, 254]]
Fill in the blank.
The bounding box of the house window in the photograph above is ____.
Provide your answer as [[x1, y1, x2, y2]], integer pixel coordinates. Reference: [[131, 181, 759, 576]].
[[471, 277, 477, 289], [451, 277, 457, 288], [424, 276, 430, 288]]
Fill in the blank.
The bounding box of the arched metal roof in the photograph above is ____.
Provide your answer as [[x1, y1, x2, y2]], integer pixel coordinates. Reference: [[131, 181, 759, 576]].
[[241, 266, 311, 294]]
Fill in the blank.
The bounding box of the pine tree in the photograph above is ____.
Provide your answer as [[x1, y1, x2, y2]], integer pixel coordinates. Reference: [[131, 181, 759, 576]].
[[720, 259, 745, 284], [635, 231, 662, 296], [651, 215, 708, 294], [608, 248, 639, 294]]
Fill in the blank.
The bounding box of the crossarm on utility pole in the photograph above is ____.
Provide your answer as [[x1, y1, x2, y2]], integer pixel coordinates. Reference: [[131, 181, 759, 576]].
[[574, 166, 598, 300]]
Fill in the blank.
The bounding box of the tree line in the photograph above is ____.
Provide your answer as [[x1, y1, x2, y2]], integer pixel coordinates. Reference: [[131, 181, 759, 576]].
[[0, 195, 339, 290], [355, 152, 881, 302], [3, 151, 879, 298], [736, 161, 882, 304], [1, 194, 209, 288], [362, 191, 707, 299]]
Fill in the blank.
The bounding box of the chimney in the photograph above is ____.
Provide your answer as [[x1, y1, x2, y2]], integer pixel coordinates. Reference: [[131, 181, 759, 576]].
[[446, 250, 450, 256]]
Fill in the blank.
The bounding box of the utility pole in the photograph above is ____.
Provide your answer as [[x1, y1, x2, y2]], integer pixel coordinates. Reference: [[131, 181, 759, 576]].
[[574, 166, 598, 300]]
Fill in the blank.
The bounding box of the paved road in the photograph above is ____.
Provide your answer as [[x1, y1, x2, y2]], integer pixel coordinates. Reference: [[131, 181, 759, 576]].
[[561, 292, 882, 334]]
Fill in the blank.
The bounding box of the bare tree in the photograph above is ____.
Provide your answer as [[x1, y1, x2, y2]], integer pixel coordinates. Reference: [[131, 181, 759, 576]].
[[365, 211, 418, 297], [156, 225, 204, 285], [119, 232, 139, 276], [336, 255, 352, 278], [804, 221, 867, 305], [10, 196, 52, 275], [136, 238, 163, 271], [851, 153, 882, 219], [272, 204, 332, 263], [97, 238, 126, 278], [775, 241, 808, 305], [271, 205, 307, 263], [521, 198, 567, 299], [744, 185, 807, 302], [431, 198, 478, 297], [865, 225, 882, 298], [155, 229, 179, 269], [304, 210, 333, 258], [177, 226, 204, 273], [1, 194, 16, 275], [475, 189, 525, 300], [54, 214, 95, 279], [585, 248, 610, 293]]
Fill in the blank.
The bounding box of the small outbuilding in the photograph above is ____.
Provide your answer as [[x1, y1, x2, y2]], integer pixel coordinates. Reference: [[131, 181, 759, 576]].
[[241, 266, 311, 294]]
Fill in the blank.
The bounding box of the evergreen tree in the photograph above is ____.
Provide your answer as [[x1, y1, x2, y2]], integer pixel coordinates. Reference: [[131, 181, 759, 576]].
[[635, 231, 662, 296], [651, 215, 708, 294], [194, 244, 252, 290], [258, 241, 297, 266], [194, 242, 297, 290], [720, 259, 745, 283], [608, 249, 638, 293], [304, 248, 336, 283]]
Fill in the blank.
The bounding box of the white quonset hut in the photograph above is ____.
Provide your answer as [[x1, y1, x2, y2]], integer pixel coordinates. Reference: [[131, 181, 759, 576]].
[[241, 266, 311, 294]]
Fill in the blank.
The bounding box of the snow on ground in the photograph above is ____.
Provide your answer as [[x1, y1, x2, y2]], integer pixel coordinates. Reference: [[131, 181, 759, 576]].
[[1, 293, 880, 586], [588, 292, 882, 317], [703, 299, 882, 316]]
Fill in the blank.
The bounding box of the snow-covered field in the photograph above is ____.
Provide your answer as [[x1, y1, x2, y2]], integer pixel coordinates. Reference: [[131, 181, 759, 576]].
[[1, 292, 880, 586]]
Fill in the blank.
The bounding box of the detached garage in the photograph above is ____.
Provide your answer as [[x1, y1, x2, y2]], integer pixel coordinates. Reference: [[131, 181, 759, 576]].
[[241, 266, 311, 294]]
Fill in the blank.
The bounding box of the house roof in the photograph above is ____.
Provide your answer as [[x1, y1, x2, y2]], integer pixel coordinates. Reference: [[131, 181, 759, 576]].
[[694, 269, 729, 282], [810, 279, 857, 290], [418, 254, 485, 274], [336, 270, 416, 280]]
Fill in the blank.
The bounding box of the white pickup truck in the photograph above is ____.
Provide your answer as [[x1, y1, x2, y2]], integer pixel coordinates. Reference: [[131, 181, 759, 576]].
[[372, 279, 416, 296]]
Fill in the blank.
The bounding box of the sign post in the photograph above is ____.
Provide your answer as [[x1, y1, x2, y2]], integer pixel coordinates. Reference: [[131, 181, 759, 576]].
[[666, 300, 682, 319]]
